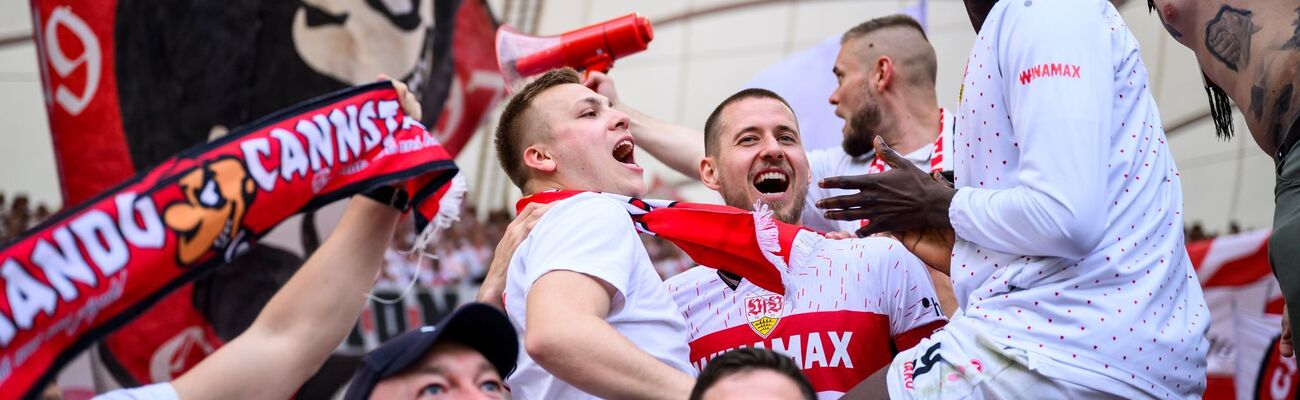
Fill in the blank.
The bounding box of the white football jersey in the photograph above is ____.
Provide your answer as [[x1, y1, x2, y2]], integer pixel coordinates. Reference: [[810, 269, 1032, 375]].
[[946, 1, 1209, 398], [666, 233, 945, 399]]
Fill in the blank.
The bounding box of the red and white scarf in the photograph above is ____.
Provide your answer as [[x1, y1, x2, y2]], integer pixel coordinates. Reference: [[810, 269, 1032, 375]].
[[866, 108, 947, 174], [516, 191, 810, 295], [0, 82, 459, 399]]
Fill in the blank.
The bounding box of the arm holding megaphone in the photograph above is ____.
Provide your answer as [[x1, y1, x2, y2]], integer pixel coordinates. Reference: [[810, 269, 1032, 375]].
[[497, 13, 706, 178], [584, 72, 705, 180], [497, 13, 655, 92]]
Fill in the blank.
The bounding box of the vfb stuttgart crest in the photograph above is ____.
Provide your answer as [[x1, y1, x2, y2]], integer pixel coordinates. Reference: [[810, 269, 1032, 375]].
[[744, 293, 785, 338]]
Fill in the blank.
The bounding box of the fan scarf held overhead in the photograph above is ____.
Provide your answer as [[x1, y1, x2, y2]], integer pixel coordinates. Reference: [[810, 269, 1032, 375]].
[[0, 82, 461, 400]]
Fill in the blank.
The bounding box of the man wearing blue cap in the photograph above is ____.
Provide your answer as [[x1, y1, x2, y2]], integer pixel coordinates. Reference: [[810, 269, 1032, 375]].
[[343, 303, 518, 400]]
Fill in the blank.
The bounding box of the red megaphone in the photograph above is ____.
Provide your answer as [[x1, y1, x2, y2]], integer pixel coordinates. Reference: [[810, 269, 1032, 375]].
[[496, 13, 654, 93]]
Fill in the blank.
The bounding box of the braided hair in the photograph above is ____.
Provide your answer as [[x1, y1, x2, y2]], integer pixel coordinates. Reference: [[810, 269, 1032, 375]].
[[1149, 0, 1237, 139], [1203, 74, 1237, 140]]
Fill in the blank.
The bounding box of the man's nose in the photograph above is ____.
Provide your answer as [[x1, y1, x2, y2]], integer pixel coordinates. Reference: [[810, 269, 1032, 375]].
[[759, 136, 785, 160], [610, 110, 631, 131], [468, 391, 500, 400], [456, 385, 504, 400]]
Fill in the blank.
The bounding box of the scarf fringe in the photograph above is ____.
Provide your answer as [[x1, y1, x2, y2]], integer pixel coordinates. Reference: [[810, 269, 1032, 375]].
[[752, 201, 797, 295], [753, 201, 781, 253], [377, 174, 466, 305], [410, 174, 468, 259]]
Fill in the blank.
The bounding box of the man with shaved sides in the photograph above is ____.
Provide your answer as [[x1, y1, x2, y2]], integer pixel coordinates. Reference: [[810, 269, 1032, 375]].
[[832, 1, 1210, 398], [811, 15, 953, 234], [586, 14, 959, 316]]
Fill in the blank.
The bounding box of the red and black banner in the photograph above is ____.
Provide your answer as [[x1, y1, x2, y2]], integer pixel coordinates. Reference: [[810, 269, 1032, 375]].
[[30, 0, 496, 204], [0, 82, 457, 399]]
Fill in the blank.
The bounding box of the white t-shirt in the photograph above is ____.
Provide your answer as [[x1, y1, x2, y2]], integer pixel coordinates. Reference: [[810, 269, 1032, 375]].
[[947, 0, 1209, 398], [801, 108, 955, 233], [504, 192, 694, 399], [666, 233, 946, 399], [94, 383, 178, 400]]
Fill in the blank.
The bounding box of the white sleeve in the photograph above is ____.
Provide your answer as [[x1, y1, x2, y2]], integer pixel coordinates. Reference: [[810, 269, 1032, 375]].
[[800, 148, 844, 233], [93, 383, 180, 400], [523, 196, 638, 301], [863, 238, 945, 348], [948, 2, 1112, 260]]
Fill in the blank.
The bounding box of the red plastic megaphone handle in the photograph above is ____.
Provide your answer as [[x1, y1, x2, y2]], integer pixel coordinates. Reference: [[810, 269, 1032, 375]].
[[584, 54, 615, 74], [513, 13, 653, 78]]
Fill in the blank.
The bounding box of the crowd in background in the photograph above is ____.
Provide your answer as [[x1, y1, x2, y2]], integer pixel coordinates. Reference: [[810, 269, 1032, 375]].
[[337, 194, 1276, 287], [1185, 220, 1247, 242], [0, 192, 51, 243], [371, 194, 696, 294], [0, 189, 1247, 287]]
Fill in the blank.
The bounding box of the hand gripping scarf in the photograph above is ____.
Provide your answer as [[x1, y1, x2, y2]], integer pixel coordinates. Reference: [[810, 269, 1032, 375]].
[[516, 190, 812, 295], [0, 82, 459, 399]]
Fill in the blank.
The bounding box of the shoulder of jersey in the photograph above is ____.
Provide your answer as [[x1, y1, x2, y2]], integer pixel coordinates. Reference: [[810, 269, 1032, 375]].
[[664, 265, 715, 288], [805, 146, 851, 165], [825, 235, 901, 249], [549, 192, 625, 214], [527, 193, 631, 235]]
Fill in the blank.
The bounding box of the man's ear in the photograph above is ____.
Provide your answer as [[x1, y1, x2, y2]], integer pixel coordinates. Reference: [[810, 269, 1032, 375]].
[[523, 144, 557, 174], [700, 156, 722, 191], [875, 56, 894, 91]]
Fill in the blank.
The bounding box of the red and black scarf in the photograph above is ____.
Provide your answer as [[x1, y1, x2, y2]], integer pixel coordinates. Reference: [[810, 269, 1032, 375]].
[[0, 82, 458, 399], [516, 190, 810, 295]]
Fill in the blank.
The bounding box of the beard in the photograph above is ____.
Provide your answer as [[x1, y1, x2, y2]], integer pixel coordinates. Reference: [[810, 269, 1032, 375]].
[[716, 175, 807, 225], [842, 94, 883, 158], [842, 100, 883, 158]]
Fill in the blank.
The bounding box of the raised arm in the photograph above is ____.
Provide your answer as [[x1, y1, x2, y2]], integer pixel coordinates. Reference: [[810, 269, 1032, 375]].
[[172, 196, 398, 400], [584, 72, 705, 179], [525, 271, 694, 399], [476, 202, 550, 308], [169, 78, 422, 400]]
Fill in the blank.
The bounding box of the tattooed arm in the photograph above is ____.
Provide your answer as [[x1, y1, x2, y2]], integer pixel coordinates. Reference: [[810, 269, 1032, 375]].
[[1151, 0, 1300, 157], [1236, 5, 1300, 157]]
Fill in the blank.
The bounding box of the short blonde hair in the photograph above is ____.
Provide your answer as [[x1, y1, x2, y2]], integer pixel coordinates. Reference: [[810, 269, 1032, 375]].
[[493, 68, 581, 188]]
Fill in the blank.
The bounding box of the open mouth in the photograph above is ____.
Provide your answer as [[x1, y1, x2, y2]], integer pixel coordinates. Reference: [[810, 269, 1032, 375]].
[[752, 169, 790, 194], [613, 138, 637, 166]]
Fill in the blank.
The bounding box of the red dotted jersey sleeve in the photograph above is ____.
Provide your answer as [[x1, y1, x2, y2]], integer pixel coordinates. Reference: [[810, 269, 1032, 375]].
[[949, 0, 1114, 260], [799, 236, 946, 351], [869, 239, 946, 350]]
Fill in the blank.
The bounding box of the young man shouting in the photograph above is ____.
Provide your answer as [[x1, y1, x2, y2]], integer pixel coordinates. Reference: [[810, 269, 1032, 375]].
[[582, 15, 953, 235], [665, 89, 946, 399], [491, 68, 694, 399], [583, 15, 960, 316]]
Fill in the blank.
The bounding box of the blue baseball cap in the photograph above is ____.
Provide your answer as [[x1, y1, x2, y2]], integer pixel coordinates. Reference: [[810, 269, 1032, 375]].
[[343, 303, 518, 400]]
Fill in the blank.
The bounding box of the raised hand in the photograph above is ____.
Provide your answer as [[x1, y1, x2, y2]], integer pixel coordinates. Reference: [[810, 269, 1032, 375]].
[[476, 202, 551, 308], [378, 74, 422, 121], [581, 71, 621, 106], [817, 137, 956, 237]]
